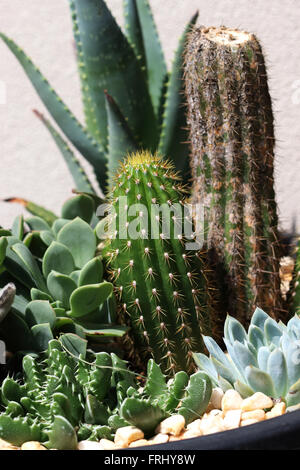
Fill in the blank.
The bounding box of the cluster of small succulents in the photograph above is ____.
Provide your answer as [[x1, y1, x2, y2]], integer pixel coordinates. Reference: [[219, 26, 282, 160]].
[[0, 194, 126, 363], [194, 308, 300, 407], [0, 337, 211, 449]]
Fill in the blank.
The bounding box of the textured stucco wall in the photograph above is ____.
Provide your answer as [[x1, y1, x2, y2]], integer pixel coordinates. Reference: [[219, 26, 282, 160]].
[[1, 0, 300, 234]]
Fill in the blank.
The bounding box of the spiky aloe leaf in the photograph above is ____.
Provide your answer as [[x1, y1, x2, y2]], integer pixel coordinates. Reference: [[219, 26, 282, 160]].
[[158, 11, 198, 176], [45, 415, 78, 450], [33, 110, 95, 194], [0, 33, 106, 190], [0, 415, 43, 446], [105, 92, 138, 184], [134, 0, 167, 116], [123, 0, 147, 74], [70, 0, 157, 151]]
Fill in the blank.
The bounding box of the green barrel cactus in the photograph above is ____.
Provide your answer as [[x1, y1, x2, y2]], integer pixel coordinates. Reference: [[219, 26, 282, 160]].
[[184, 26, 285, 328], [0, 194, 126, 360], [0, 0, 198, 198], [194, 307, 300, 407], [0, 336, 212, 448], [101, 151, 210, 376]]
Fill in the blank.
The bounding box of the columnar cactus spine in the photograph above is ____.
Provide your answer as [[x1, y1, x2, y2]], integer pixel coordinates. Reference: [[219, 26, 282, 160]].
[[184, 26, 285, 326], [104, 152, 209, 375]]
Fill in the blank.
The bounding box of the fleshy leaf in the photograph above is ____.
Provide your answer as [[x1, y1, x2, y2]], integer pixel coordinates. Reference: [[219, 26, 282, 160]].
[[78, 257, 103, 286], [47, 271, 77, 308], [61, 194, 95, 224], [57, 218, 96, 269], [42, 241, 75, 278], [69, 282, 113, 317]]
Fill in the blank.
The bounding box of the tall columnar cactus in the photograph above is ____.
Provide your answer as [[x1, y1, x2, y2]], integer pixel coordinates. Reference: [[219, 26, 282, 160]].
[[102, 152, 210, 376], [184, 26, 285, 327]]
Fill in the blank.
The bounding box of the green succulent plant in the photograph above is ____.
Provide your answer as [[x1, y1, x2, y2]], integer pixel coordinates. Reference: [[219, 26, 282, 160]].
[[292, 239, 300, 315], [0, 0, 198, 200], [0, 194, 127, 360], [194, 307, 300, 407], [0, 336, 212, 449], [103, 151, 211, 376]]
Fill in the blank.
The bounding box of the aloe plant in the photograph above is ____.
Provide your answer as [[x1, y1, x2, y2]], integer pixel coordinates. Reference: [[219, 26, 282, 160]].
[[1, 0, 198, 199], [194, 307, 300, 406], [0, 336, 212, 448], [0, 194, 127, 360]]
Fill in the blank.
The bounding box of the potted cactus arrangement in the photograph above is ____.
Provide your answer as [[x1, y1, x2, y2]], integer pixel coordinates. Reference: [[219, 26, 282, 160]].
[[0, 0, 300, 451]]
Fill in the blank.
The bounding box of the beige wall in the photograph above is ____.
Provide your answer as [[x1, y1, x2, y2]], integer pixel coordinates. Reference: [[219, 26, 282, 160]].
[[0, 0, 300, 234]]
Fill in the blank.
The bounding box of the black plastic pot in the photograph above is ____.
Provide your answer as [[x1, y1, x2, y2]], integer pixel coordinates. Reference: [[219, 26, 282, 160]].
[[137, 410, 300, 450]]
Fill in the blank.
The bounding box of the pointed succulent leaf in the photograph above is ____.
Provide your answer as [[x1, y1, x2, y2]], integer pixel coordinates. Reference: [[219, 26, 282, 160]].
[[251, 307, 269, 331], [34, 110, 96, 193], [69, 282, 113, 318], [257, 346, 271, 372], [267, 348, 288, 398], [120, 397, 166, 436], [47, 271, 77, 308], [105, 92, 138, 182], [248, 324, 265, 350], [70, 0, 157, 151], [178, 371, 212, 424], [143, 359, 168, 401], [61, 194, 95, 224], [11, 215, 24, 240], [232, 341, 257, 370], [264, 318, 283, 347], [192, 352, 218, 383], [80, 324, 128, 338], [203, 335, 233, 371], [224, 315, 247, 345], [210, 356, 236, 386], [57, 218, 96, 268], [158, 11, 198, 176], [45, 415, 77, 450], [31, 323, 54, 352], [280, 336, 300, 389], [88, 352, 112, 401], [25, 300, 56, 328], [245, 366, 276, 397], [79, 257, 103, 286], [108, 414, 130, 431], [218, 376, 233, 393], [52, 218, 70, 237]]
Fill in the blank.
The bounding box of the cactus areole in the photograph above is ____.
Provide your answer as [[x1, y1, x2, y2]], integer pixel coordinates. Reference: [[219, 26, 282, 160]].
[[103, 152, 209, 376], [185, 26, 285, 327]]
